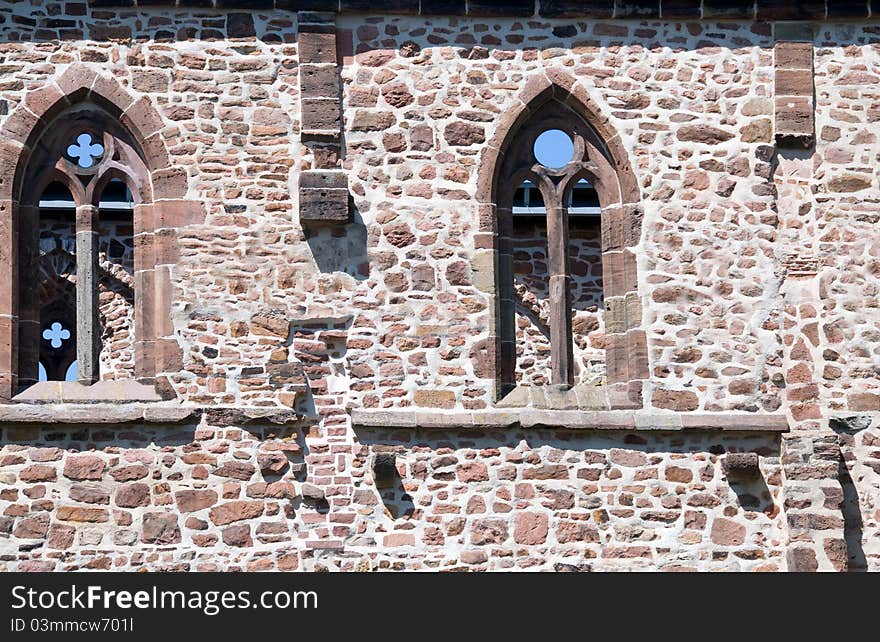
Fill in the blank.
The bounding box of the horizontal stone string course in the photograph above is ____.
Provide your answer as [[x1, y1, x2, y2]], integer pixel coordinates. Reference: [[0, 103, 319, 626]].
[[74, 1, 874, 20], [350, 409, 790, 431]]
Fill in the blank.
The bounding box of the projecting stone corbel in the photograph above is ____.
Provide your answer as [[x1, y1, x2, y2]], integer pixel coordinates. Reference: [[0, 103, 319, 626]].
[[299, 170, 351, 224], [722, 452, 761, 479], [297, 11, 350, 226]]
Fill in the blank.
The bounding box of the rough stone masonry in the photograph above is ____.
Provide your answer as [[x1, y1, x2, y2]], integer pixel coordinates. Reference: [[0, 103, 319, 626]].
[[0, 0, 877, 572]]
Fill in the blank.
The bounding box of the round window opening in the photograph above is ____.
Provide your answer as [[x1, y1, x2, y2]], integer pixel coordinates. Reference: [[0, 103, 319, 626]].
[[533, 129, 574, 170]]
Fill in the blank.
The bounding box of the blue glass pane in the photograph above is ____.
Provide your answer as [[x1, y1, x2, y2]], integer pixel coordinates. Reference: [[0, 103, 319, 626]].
[[65, 360, 78, 382], [534, 129, 574, 169], [38, 362, 47, 382]]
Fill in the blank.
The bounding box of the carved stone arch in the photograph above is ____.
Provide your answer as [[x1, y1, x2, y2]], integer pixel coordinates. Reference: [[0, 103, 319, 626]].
[[23, 106, 153, 210], [472, 72, 647, 409], [0, 66, 204, 400]]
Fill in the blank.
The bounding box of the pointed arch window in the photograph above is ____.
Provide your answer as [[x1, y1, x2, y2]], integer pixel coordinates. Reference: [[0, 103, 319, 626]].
[[16, 105, 148, 392], [476, 82, 648, 410], [0, 68, 206, 403]]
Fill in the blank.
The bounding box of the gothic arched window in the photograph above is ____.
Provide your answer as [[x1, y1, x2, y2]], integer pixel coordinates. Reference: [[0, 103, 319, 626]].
[[17, 105, 147, 390], [0, 66, 206, 403], [475, 79, 647, 410]]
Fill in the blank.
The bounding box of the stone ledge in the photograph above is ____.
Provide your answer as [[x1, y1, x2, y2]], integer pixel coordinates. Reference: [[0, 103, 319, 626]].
[[0, 403, 197, 425], [13, 380, 164, 403], [496, 384, 610, 411], [350, 408, 789, 432], [0, 404, 308, 426], [79, 2, 863, 21]]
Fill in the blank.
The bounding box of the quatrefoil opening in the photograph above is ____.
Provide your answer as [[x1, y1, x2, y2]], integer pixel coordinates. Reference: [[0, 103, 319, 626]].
[[67, 132, 104, 169]]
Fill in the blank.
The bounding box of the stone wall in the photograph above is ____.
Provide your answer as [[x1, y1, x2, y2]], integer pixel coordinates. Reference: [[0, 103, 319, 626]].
[[0, 421, 785, 572], [0, 418, 305, 571], [0, 1, 877, 571]]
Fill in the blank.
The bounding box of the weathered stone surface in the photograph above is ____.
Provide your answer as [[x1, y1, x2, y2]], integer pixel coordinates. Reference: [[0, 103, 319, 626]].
[[47, 523, 75, 549], [444, 122, 485, 146], [221, 524, 252, 547], [514, 512, 549, 544], [141, 513, 181, 544], [722, 453, 760, 477], [652, 389, 699, 411], [610, 448, 647, 467], [13, 513, 49, 538], [556, 521, 600, 544], [523, 464, 569, 480], [175, 490, 218, 512], [116, 483, 151, 508], [676, 124, 735, 144], [471, 518, 509, 545], [828, 174, 872, 193], [63, 455, 105, 481], [710, 518, 746, 546], [213, 462, 256, 481], [351, 110, 395, 131], [209, 501, 264, 526], [258, 452, 288, 475], [786, 546, 818, 572], [413, 389, 456, 409], [69, 485, 110, 504], [110, 465, 149, 482], [56, 506, 109, 523], [457, 461, 489, 482], [20, 465, 57, 483]]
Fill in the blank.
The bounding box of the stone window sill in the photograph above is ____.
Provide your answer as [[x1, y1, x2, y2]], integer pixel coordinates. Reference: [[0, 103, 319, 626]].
[[495, 384, 610, 410], [0, 402, 197, 425], [350, 408, 789, 432], [11, 381, 164, 404], [0, 395, 306, 426]]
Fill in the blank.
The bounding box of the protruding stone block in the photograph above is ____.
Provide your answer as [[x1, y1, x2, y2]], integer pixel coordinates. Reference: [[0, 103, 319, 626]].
[[722, 452, 761, 478], [299, 170, 350, 224]]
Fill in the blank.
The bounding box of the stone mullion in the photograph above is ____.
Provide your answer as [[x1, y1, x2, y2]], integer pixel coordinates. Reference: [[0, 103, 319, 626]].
[[496, 206, 516, 394], [17, 204, 39, 390], [546, 202, 573, 387], [75, 204, 100, 385]]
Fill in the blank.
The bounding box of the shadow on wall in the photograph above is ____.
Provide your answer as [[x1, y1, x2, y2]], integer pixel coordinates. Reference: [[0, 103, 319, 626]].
[[0, 11, 786, 51], [838, 459, 867, 572], [354, 426, 782, 456], [830, 416, 870, 573], [6, 420, 307, 448], [303, 210, 369, 279], [727, 470, 774, 514], [285, 315, 355, 420], [373, 450, 416, 520]]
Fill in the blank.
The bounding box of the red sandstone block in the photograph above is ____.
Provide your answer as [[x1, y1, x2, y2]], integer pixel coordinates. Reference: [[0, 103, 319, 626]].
[[774, 42, 813, 70], [848, 392, 880, 411], [299, 31, 337, 64], [300, 64, 341, 98], [775, 68, 814, 96], [652, 388, 699, 412]]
